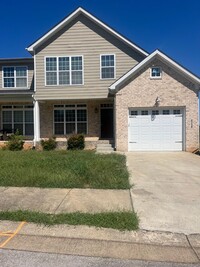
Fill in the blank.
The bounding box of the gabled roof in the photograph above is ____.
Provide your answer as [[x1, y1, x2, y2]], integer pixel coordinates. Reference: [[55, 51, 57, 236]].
[[26, 7, 148, 57], [109, 49, 200, 92]]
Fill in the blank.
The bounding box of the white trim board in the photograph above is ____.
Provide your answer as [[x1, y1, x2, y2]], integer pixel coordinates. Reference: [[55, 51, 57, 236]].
[[100, 54, 116, 80], [44, 55, 84, 86], [109, 50, 200, 92]]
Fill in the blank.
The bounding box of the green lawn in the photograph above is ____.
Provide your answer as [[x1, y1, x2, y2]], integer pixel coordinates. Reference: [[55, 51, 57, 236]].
[[0, 150, 129, 189], [0, 210, 138, 230]]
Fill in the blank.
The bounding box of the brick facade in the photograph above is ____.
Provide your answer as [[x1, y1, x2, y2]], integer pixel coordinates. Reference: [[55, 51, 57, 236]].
[[40, 100, 113, 139], [115, 59, 199, 152]]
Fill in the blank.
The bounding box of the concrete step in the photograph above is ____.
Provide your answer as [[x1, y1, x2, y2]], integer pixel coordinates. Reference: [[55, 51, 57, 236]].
[[97, 143, 114, 147], [96, 144, 114, 149], [97, 139, 114, 144], [96, 144, 115, 154]]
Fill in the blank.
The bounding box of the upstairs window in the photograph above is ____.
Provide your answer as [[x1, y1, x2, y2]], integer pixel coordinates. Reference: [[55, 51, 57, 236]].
[[3, 66, 28, 88], [46, 56, 83, 86], [101, 55, 115, 79], [150, 67, 162, 78]]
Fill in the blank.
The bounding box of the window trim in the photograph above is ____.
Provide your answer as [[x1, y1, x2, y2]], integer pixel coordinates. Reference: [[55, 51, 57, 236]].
[[100, 54, 116, 80], [2, 66, 28, 89], [45, 56, 84, 86], [53, 104, 88, 135], [1, 105, 34, 136], [150, 66, 162, 79]]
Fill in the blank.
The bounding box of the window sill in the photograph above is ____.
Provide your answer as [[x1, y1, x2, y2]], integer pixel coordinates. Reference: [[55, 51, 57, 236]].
[[100, 78, 116, 81], [2, 87, 29, 90], [150, 77, 162, 80], [45, 84, 84, 87]]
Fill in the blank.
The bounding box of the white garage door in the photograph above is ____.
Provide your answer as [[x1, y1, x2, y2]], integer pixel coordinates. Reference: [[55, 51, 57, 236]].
[[128, 108, 184, 151]]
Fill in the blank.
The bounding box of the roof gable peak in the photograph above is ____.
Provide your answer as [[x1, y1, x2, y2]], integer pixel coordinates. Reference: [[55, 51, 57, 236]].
[[26, 7, 148, 57], [109, 49, 200, 92]]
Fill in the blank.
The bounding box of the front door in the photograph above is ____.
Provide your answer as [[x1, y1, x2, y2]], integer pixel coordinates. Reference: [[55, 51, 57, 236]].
[[100, 108, 114, 139]]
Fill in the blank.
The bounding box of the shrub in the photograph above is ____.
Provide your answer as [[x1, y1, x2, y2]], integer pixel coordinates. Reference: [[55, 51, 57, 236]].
[[67, 134, 85, 150], [7, 130, 24, 151], [41, 137, 57, 151]]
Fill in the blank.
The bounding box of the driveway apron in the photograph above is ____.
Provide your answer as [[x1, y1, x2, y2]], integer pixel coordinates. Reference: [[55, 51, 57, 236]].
[[126, 152, 200, 234]]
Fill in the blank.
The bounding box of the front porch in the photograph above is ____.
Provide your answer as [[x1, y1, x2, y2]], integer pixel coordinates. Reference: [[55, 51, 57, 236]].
[[0, 99, 115, 150], [37, 100, 114, 141]]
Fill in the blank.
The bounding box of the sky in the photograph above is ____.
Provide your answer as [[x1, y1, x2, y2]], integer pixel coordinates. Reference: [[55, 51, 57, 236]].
[[0, 0, 199, 77]]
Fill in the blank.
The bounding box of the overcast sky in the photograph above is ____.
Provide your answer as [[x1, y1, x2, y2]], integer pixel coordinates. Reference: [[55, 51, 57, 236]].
[[0, 0, 199, 77]]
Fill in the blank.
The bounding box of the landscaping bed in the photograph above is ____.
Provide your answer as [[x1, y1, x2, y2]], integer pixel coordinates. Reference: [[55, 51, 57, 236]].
[[0, 150, 129, 189]]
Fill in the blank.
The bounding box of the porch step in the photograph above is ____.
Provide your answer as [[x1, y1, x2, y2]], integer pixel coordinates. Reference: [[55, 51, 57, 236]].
[[96, 142, 115, 154], [97, 139, 114, 144]]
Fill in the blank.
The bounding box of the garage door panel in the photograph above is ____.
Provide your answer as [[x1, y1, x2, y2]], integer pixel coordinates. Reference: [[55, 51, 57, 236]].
[[128, 108, 183, 151]]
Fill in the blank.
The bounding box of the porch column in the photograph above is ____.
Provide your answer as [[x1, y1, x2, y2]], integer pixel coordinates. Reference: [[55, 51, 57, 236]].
[[33, 100, 40, 145]]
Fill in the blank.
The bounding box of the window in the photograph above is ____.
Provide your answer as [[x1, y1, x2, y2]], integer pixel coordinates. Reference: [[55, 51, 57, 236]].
[[101, 55, 115, 79], [173, 109, 181, 115], [130, 110, 138, 116], [46, 56, 83, 85], [151, 67, 161, 78], [54, 104, 87, 135], [141, 110, 148, 115], [163, 110, 170, 115], [152, 110, 159, 115], [1, 105, 34, 135], [3, 66, 28, 88]]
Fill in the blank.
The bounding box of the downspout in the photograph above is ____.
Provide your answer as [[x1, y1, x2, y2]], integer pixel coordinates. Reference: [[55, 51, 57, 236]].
[[114, 95, 117, 151], [33, 51, 37, 147]]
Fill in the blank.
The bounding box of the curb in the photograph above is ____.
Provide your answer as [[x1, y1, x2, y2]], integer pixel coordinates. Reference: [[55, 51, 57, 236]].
[[0, 220, 200, 264]]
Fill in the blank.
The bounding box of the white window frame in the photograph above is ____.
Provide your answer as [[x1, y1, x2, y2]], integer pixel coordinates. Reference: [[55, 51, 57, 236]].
[[1, 105, 34, 136], [2, 66, 28, 89], [53, 104, 88, 135], [150, 66, 162, 79], [129, 108, 184, 116], [45, 56, 84, 86], [100, 54, 116, 80]]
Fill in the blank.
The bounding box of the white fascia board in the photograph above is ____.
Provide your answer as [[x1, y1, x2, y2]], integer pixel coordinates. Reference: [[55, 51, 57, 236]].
[[109, 50, 157, 90], [81, 9, 149, 57], [156, 50, 200, 84], [109, 50, 200, 91], [26, 7, 83, 52], [26, 7, 148, 57]]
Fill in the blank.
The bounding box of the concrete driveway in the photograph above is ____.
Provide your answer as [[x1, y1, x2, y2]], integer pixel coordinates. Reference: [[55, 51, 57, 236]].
[[126, 152, 200, 234]]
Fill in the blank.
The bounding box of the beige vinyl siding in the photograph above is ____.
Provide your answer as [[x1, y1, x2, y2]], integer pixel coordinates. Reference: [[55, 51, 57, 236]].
[[35, 15, 144, 100], [0, 61, 34, 90]]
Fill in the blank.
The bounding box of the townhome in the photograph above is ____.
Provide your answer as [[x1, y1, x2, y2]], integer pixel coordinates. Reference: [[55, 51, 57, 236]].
[[0, 7, 199, 152]]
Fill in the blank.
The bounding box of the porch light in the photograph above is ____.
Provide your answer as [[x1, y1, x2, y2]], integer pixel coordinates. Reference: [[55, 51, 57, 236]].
[[94, 107, 99, 113], [155, 97, 161, 107]]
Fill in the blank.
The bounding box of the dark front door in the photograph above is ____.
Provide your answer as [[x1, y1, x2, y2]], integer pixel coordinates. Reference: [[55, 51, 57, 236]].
[[101, 108, 114, 139]]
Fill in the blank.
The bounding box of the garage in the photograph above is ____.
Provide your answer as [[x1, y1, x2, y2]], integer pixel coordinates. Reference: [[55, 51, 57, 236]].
[[128, 108, 184, 151]]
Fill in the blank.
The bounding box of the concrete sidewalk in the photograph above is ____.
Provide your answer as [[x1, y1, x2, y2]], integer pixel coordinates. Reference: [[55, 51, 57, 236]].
[[0, 186, 200, 264], [0, 220, 200, 264], [0, 187, 132, 213]]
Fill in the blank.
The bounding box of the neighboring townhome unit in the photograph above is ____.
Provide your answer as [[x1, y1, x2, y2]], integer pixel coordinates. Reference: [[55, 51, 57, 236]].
[[0, 7, 199, 152], [0, 58, 34, 139]]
